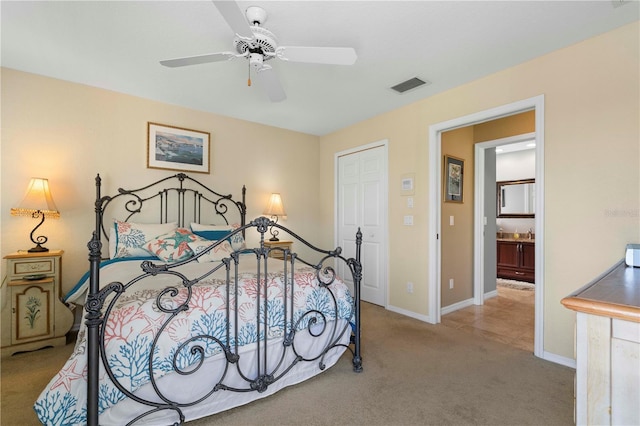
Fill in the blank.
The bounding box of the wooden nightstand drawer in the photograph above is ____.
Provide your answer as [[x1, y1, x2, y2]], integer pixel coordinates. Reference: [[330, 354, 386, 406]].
[[10, 258, 57, 277], [264, 240, 293, 259]]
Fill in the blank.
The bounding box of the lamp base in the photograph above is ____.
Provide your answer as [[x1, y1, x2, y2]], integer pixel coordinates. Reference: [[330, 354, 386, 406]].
[[269, 236, 280, 242], [28, 244, 49, 253]]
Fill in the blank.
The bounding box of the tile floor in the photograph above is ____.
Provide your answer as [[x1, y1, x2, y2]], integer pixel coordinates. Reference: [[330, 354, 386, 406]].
[[441, 284, 535, 352]]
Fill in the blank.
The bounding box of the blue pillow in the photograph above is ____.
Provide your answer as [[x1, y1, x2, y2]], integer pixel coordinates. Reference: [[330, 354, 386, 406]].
[[192, 230, 232, 241]]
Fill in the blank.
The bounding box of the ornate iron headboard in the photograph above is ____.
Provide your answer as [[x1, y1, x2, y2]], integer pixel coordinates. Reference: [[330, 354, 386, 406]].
[[94, 173, 246, 251]]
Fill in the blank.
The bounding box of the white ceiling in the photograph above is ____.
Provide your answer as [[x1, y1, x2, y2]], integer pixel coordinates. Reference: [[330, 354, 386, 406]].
[[2, 1, 638, 136]]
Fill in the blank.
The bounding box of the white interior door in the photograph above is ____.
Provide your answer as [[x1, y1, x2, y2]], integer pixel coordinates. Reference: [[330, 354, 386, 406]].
[[336, 143, 387, 306]]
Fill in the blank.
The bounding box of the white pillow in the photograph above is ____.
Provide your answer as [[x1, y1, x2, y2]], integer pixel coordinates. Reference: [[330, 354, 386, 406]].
[[109, 220, 178, 258], [187, 239, 234, 263]]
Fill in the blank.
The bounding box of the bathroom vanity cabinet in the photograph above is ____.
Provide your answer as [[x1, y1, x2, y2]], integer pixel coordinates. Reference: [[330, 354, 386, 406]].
[[497, 240, 535, 283]]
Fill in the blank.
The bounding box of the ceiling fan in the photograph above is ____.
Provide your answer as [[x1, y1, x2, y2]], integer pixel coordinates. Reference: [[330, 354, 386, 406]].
[[160, 1, 358, 102]]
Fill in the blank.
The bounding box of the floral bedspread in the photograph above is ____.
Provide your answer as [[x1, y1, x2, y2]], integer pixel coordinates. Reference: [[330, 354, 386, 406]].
[[34, 262, 353, 425]]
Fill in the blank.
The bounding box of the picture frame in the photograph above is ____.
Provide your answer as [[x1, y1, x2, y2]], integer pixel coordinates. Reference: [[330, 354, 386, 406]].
[[443, 154, 464, 203], [147, 122, 210, 174]]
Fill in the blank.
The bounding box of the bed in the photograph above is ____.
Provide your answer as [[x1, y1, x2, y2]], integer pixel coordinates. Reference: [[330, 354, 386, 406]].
[[34, 173, 363, 425]]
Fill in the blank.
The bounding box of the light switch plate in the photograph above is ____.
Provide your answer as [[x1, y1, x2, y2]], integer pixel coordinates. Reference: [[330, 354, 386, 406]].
[[450, 215, 454, 226]]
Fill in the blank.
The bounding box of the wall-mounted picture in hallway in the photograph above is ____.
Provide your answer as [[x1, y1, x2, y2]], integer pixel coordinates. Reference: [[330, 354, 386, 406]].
[[147, 122, 210, 174], [444, 154, 464, 203]]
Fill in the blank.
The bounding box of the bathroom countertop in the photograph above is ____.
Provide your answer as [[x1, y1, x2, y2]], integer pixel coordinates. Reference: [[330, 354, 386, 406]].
[[497, 238, 535, 243], [561, 260, 640, 323]]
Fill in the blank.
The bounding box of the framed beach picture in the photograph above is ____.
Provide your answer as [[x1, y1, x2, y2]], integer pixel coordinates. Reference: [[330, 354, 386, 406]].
[[147, 122, 210, 174], [444, 154, 464, 203]]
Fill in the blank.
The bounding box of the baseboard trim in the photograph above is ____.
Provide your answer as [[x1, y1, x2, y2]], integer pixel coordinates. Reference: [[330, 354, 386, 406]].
[[484, 289, 498, 300], [441, 298, 474, 315], [542, 350, 576, 369], [386, 304, 433, 324]]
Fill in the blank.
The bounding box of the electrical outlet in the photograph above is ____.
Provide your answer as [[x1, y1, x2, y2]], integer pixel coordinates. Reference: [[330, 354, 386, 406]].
[[449, 278, 454, 289], [407, 282, 414, 293]]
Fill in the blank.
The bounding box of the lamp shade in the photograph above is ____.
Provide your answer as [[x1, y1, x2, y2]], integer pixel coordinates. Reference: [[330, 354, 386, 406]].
[[11, 178, 60, 218], [263, 193, 286, 217]]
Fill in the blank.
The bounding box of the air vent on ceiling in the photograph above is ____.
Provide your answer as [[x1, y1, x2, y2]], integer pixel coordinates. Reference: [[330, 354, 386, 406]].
[[390, 77, 431, 94], [611, 0, 630, 8]]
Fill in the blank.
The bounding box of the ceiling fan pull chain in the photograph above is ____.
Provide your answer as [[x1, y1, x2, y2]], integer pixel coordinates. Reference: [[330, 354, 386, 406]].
[[248, 61, 252, 86]]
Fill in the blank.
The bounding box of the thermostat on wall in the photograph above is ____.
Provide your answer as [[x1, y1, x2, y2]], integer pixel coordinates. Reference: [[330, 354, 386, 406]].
[[625, 244, 640, 267]]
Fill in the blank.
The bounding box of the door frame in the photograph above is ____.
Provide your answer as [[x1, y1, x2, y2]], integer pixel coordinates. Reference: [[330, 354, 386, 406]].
[[473, 131, 536, 306], [428, 95, 545, 358], [334, 139, 389, 308]]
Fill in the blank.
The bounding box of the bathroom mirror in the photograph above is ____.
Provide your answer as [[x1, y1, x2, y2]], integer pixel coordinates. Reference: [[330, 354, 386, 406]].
[[497, 179, 535, 218]]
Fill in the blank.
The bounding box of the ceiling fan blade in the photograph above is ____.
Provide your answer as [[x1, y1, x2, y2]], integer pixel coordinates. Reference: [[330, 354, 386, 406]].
[[160, 52, 237, 68], [213, 1, 254, 40], [256, 65, 286, 102], [276, 46, 357, 65]]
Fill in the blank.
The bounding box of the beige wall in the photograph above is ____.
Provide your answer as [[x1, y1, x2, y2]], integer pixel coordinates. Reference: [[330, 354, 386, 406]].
[[1, 69, 321, 296], [473, 110, 535, 143], [319, 21, 639, 360], [441, 127, 474, 307]]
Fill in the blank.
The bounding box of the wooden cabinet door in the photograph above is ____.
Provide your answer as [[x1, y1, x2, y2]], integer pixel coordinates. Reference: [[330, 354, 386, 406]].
[[11, 280, 55, 344], [497, 241, 519, 268], [521, 242, 535, 272]]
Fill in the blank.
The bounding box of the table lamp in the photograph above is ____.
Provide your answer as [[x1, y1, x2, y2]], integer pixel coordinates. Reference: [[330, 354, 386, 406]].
[[11, 178, 60, 252], [263, 193, 286, 241]]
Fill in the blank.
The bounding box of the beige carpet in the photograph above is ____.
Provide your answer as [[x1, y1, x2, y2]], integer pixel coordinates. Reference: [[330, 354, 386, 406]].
[[1, 302, 574, 425]]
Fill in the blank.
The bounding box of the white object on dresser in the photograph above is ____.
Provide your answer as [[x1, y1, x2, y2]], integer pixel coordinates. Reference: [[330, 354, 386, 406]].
[[1, 250, 74, 357]]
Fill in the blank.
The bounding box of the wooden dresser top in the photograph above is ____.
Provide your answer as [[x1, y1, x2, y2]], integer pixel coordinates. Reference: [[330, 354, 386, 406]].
[[562, 260, 640, 323]]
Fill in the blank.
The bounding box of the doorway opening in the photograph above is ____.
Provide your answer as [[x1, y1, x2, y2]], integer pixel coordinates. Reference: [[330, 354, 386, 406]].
[[428, 95, 545, 358]]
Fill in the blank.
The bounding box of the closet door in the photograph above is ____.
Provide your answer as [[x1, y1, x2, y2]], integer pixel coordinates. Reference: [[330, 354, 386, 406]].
[[337, 144, 387, 306]]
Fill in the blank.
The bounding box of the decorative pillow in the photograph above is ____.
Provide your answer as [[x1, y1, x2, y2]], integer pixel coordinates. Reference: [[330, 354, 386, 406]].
[[191, 229, 232, 241], [144, 228, 200, 262], [229, 224, 246, 251], [190, 222, 246, 251], [190, 223, 233, 232], [190, 223, 232, 240], [187, 239, 234, 263], [109, 220, 178, 259]]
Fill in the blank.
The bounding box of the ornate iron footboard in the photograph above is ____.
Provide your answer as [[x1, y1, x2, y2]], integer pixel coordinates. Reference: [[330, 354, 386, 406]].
[[84, 174, 362, 425]]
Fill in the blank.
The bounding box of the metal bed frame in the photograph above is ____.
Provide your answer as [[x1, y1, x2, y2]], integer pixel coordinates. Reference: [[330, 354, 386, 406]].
[[83, 173, 362, 425]]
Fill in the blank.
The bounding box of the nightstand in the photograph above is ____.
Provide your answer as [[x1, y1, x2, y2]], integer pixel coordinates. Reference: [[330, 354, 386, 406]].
[[263, 240, 293, 259], [1, 250, 74, 357]]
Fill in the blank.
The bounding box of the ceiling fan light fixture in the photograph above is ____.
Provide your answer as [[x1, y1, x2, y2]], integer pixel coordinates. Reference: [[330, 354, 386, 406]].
[[245, 6, 268, 26], [162, 1, 358, 104], [390, 77, 431, 94]]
